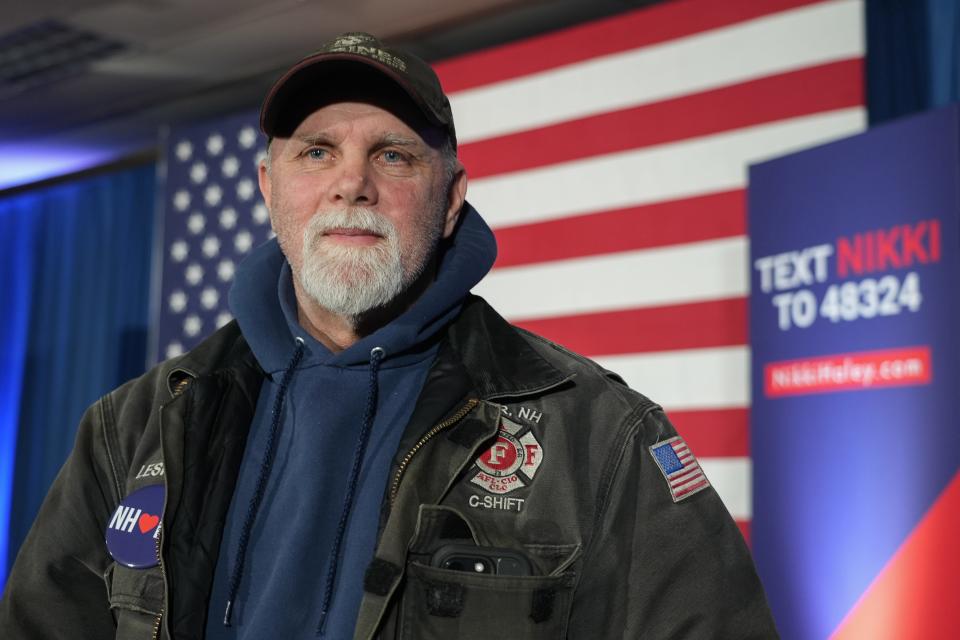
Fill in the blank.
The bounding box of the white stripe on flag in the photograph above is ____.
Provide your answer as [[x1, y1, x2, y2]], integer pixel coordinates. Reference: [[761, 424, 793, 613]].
[[451, 0, 864, 143], [593, 346, 750, 410], [700, 457, 751, 520], [469, 108, 866, 229], [475, 237, 747, 320]]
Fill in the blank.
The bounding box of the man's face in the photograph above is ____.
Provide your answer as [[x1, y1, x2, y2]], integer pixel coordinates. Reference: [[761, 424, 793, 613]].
[[258, 100, 466, 317]]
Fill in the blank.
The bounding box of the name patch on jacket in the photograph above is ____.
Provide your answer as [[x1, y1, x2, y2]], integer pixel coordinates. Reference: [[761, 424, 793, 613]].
[[649, 436, 710, 502], [105, 484, 164, 568], [470, 417, 543, 495]]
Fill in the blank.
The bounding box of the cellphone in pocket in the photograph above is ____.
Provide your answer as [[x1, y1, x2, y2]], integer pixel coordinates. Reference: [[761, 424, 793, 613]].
[[430, 544, 534, 576]]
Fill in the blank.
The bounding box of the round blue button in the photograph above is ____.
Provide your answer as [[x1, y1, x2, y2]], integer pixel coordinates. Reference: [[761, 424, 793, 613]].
[[105, 484, 165, 569]]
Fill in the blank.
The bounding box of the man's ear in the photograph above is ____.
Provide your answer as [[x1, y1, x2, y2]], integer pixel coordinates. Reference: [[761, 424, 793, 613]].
[[442, 164, 468, 239], [257, 152, 273, 210]]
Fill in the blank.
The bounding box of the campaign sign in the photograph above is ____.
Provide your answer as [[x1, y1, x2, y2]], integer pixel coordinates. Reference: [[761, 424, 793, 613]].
[[749, 105, 960, 639]]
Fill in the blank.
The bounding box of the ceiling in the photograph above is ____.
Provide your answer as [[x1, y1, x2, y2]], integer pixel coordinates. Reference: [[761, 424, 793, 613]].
[[0, 0, 658, 192]]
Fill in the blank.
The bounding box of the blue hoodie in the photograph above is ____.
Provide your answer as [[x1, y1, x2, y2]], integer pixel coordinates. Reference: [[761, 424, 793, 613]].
[[206, 205, 496, 639]]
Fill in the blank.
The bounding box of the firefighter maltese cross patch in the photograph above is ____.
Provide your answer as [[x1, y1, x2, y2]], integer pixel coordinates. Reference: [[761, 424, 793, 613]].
[[470, 417, 543, 495], [649, 436, 711, 502]]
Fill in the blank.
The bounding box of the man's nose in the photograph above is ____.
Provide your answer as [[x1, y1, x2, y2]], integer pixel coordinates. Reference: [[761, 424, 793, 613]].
[[330, 154, 378, 206]]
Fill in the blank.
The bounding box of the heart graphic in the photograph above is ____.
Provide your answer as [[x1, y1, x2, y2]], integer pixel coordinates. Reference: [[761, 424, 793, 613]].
[[138, 513, 160, 534]]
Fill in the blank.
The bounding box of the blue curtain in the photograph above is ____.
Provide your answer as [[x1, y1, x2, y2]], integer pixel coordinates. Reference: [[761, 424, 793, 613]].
[[867, 0, 960, 124], [0, 195, 35, 589], [927, 0, 960, 107], [0, 163, 156, 585]]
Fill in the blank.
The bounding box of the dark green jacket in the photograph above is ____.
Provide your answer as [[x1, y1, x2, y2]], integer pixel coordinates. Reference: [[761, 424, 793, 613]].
[[0, 296, 778, 639]]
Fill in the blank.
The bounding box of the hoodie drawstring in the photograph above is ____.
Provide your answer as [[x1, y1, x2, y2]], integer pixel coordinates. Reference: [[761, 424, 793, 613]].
[[221, 340, 386, 633], [224, 338, 305, 626], [317, 346, 385, 636]]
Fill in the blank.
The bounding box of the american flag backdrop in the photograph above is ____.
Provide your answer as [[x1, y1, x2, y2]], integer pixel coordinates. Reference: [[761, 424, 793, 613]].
[[156, 112, 271, 361], [156, 0, 866, 542]]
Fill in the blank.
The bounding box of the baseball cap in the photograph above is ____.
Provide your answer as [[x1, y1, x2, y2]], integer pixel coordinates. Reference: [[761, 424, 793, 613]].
[[260, 32, 456, 147]]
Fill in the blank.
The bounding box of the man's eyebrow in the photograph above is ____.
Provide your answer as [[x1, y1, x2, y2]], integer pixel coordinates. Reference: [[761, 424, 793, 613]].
[[294, 133, 337, 146], [292, 132, 424, 149], [377, 133, 423, 148]]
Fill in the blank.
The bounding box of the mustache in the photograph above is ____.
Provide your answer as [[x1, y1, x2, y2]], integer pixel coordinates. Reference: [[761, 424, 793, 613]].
[[306, 207, 396, 238]]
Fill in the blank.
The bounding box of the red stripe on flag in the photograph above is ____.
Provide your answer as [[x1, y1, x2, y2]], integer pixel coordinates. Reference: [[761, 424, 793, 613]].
[[493, 190, 745, 268], [672, 471, 705, 487], [736, 519, 751, 546], [435, 0, 829, 93], [513, 298, 747, 356], [669, 408, 749, 458], [831, 471, 960, 639], [461, 59, 864, 179], [675, 478, 710, 498]]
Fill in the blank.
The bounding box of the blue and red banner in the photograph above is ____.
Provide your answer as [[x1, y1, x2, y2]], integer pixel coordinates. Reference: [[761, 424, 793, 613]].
[[749, 105, 960, 638]]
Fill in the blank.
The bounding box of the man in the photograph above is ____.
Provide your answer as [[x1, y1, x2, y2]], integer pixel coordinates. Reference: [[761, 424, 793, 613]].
[[1, 32, 778, 639]]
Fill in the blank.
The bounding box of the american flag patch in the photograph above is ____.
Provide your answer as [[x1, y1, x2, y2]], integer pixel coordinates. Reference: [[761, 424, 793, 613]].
[[649, 436, 711, 502]]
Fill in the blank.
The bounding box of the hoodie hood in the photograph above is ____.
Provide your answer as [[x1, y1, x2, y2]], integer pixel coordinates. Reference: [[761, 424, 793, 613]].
[[228, 202, 497, 371]]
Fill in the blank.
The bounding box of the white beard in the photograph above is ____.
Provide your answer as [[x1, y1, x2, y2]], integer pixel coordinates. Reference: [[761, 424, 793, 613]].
[[298, 207, 414, 317]]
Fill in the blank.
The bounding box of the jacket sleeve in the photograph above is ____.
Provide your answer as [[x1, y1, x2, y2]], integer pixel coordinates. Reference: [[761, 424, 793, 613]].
[[0, 398, 120, 638], [566, 407, 779, 639]]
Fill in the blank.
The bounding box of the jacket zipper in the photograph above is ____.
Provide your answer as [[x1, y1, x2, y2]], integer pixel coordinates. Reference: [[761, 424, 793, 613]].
[[389, 398, 479, 505], [153, 376, 190, 640], [151, 527, 165, 640], [171, 376, 191, 397]]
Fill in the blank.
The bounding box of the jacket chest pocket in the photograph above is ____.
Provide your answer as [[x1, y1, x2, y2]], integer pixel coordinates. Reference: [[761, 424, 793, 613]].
[[398, 562, 575, 640], [104, 563, 164, 638]]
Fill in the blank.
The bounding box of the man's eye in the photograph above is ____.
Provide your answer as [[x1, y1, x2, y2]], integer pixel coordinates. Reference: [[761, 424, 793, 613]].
[[381, 150, 406, 163], [306, 148, 328, 160]]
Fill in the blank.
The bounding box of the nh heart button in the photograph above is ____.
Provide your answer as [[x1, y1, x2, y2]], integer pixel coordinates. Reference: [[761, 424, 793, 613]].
[[105, 484, 165, 569]]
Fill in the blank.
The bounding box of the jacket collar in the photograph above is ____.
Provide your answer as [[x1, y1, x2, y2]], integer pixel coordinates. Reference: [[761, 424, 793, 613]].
[[445, 295, 572, 400], [164, 294, 569, 402], [164, 321, 262, 399]]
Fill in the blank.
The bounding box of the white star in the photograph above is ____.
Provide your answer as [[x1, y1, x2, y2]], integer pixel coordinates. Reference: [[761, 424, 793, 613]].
[[168, 290, 187, 313], [234, 230, 253, 253], [217, 259, 235, 281], [200, 287, 220, 310], [216, 311, 233, 328], [238, 126, 257, 149], [206, 133, 225, 156], [221, 156, 239, 178], [189, 162, 208, 184], [204, 184, 222, 206], [166, 341, 184, 358], [173, 190, 190, 212], [236, 178, 255, 201], [184, 314, 203, 337], [254, 149, 267, 167], [187, 213, 205, 235], [170, 240, 189, 262], [252, 202, 269, 225], [202, 235, 221, 258], [175, 141, 192, 162], [219, 207, 237, 229], [185, 263, 204, 286]]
